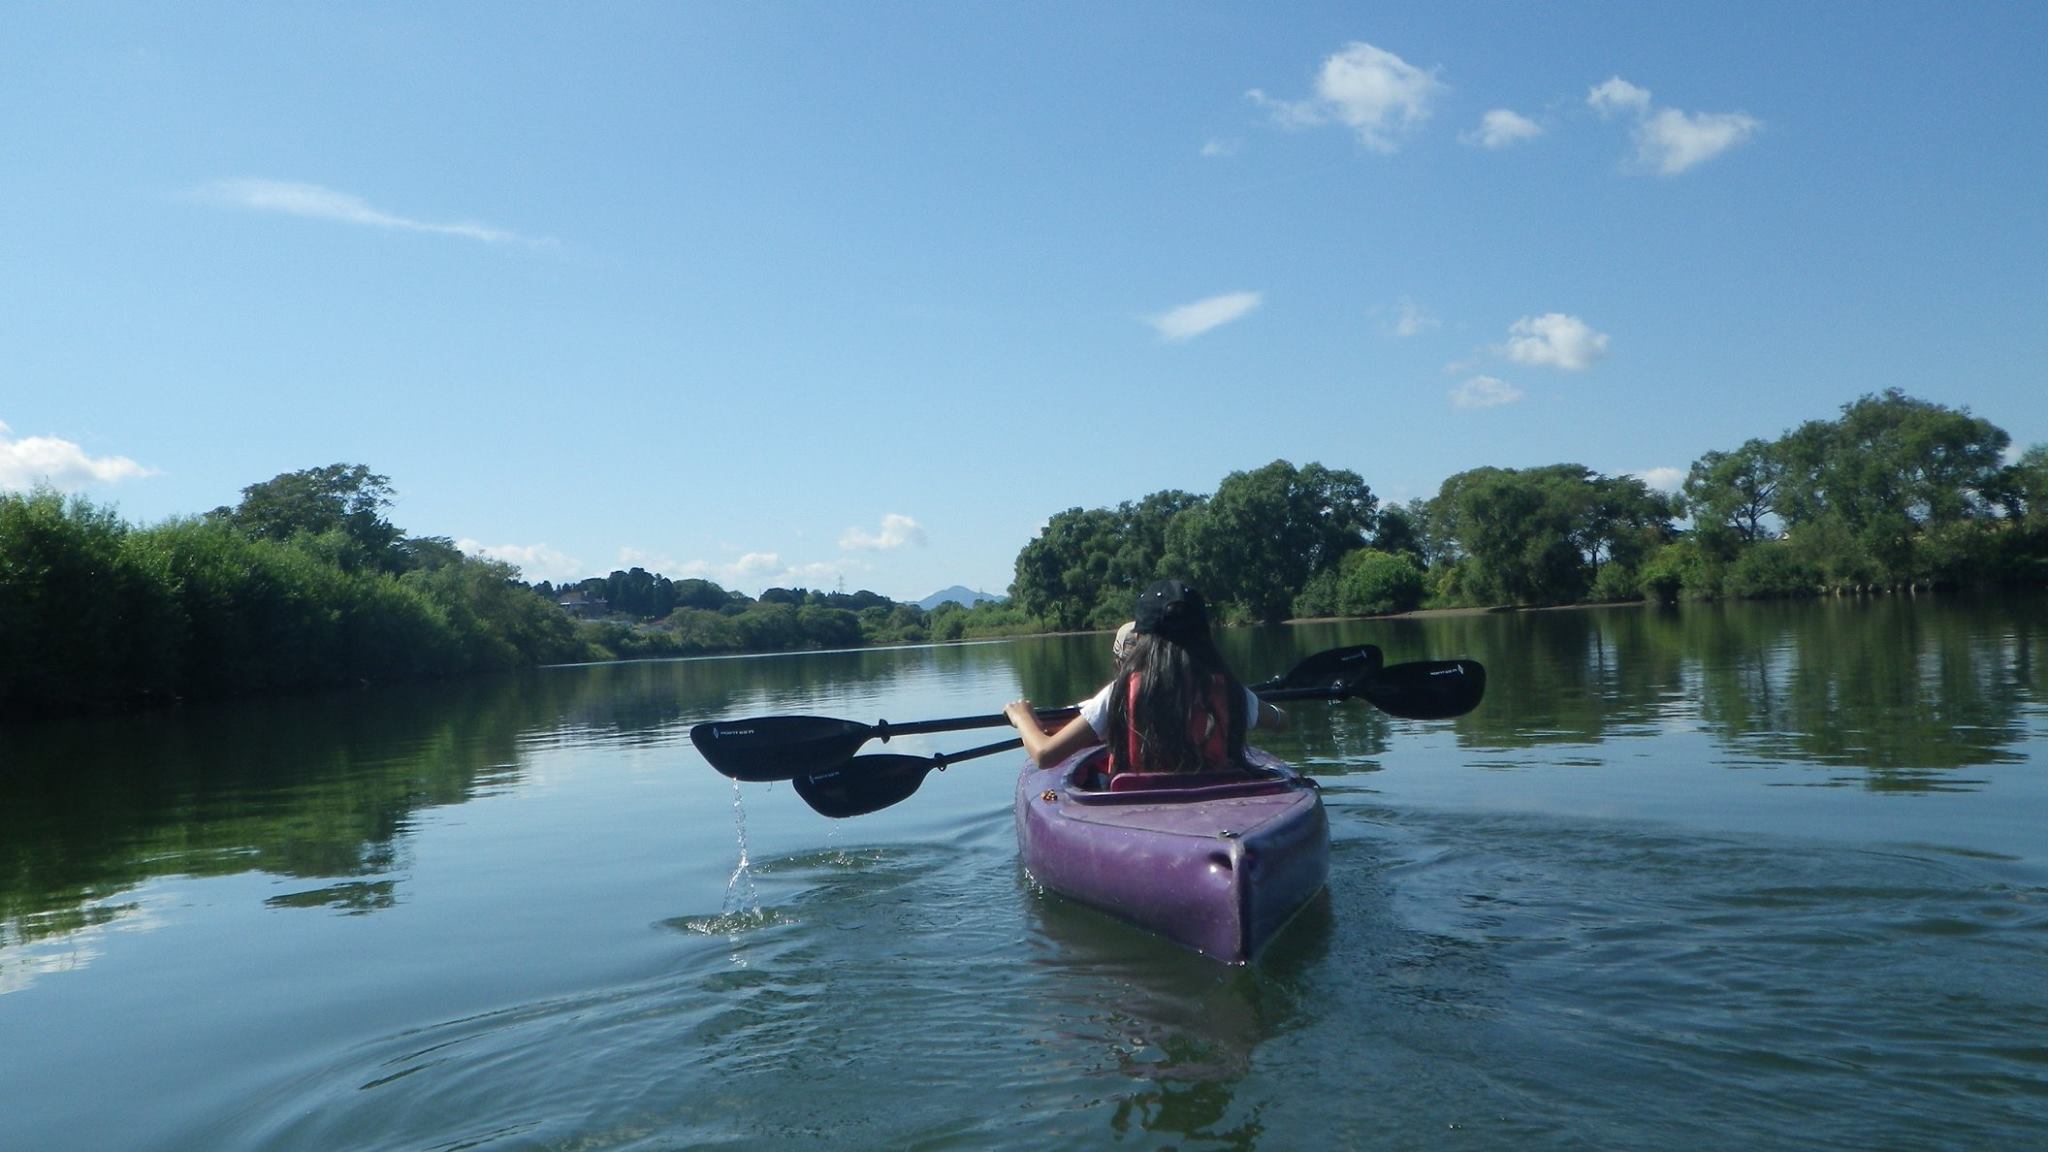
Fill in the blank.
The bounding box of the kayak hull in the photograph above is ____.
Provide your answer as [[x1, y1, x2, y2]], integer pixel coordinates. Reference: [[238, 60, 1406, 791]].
[[1014, 747, 1329, 964]]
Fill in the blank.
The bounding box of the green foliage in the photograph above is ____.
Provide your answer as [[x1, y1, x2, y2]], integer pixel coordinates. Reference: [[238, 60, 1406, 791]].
[[1012, 490, 1202, 630], [1429, 465, 1675, 606], [213, 463, 408, 574], [1371, 503, 1428, 566], [0, 487, 167, 708], [1725, 539, 1824, 599], [1589, 561, 1644, 602], [1338, 549, 1427, 615], [1769, 390, 2011, 588], [1290, 568, 1343, 618], [660, 608, 744, 652], [1291, 548, 1427, 617], [0, 485, 590, 716], [673, 578, 740, 611], [2005, 445, 2048, 525], [1638, 539, 1711, 603], [1684, 438, 1783, 543], [1165, 460, 1377, 623]]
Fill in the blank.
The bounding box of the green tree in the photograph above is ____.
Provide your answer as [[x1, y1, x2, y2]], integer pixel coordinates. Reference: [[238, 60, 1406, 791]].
[[672, 578, 739, 611], [1775, 390, 2011, 586], [1370, 502, 1428, 566], [213, 463, 407, 573], [1430, 466, 1586, 605], [1428, 465, 1677, 606], [1580, 473, 1681, 593], [1684, 438, 1783, 545], [1337, 549, 1427, 615], [1164, 461, 1376, 622], [1011, 490, 1202, 630], [0, 488, 177, 711], [2004, 444, 2048, 525]]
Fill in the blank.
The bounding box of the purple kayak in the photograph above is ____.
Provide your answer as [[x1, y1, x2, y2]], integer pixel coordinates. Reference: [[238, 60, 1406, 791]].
[[1014, 746, 1330, 964]]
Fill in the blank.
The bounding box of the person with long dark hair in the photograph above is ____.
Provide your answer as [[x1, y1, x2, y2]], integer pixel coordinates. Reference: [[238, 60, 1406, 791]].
[[1004, 580, 1288, 783]]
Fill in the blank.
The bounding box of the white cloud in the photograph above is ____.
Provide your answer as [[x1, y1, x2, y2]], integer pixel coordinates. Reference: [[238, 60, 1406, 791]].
[[1147, 291, 1262, 341], [1503, 313, 1610, 371], [0, 421, 155, 491], [1638, 108, 1762, 176], [1450, 376, 1525, 409], [616, 547, 690, 575], [671, 552, 855, 594], [1200, 137, 1241, 158], [1632, 466, 1686, 492], [196, 179, 554, 246], [1465, 108, 1544, 149], [1585, 77, 1759, 175], [840, 513, 927, 551], [1587, 76, 1653, 119], [1392, 298, 1438, 337], [459, 540, 584, 584], [1248, 41, 1443, 153]]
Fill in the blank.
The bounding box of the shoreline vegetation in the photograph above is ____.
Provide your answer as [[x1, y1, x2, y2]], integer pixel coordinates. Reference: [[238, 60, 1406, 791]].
[[6, 391, 2045, 720]]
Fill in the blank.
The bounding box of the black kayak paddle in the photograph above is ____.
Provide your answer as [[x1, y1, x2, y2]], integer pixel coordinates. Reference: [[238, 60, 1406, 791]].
[[789, 656, 1487, 819], [691, 644, 1381, 782]]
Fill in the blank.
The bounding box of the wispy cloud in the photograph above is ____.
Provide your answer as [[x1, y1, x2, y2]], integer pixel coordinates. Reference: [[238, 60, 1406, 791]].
[[196, 179, 555, 246], [671, 553, 851, 593], [460, 538, 872, 593], [1248, 41, 1443, 153], [0, 421, 155, 491], [1587, 77, 1654, 119], [1637, 108, 1762, 176], [1391, 297, 1438, 337], [1503, 313, 1610, 371], [1464, 108, 1544, 149], [1147, 291, 1262, 341], [460, 540, 585, 584], [1450, 376, 1525, 409], [1586, 77, 1759, 175], [1632, 466, 1686, 492], [1200, 137, 1242, 158], [840, 513, 927, 551]]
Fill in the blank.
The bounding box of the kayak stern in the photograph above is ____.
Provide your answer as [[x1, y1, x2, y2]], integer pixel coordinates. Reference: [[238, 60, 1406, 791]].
[[1015, 748, 1330, 963]]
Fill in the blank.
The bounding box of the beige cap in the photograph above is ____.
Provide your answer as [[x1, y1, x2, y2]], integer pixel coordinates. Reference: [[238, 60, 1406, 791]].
[[1112, 621, 1137, 660]]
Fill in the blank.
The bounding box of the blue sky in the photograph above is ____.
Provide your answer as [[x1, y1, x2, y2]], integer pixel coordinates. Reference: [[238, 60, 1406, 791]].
[[5, 4, 2043, 601]]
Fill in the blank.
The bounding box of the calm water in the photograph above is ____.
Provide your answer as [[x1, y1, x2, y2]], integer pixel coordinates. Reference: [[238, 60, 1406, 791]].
[[3, 595, 2045, 1150]]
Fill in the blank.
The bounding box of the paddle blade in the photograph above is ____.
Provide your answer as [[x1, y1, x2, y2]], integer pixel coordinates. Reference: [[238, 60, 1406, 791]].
[[1251, 644, 1383, 694], [691, 716, 875, 782], [1356, 659, 1486, 720], [792, 755, 937, 818]]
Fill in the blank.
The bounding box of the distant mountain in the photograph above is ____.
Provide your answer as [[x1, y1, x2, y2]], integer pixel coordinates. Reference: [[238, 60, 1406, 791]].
[[917, 585, 1004, 611]]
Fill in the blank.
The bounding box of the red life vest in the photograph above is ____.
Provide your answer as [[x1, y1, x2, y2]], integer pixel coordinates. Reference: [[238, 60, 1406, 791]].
[[1108, 672, 1237, 778]]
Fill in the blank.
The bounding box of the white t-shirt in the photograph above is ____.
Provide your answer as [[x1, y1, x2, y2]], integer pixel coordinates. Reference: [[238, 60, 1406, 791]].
[[1076, 680, 1262, 739]]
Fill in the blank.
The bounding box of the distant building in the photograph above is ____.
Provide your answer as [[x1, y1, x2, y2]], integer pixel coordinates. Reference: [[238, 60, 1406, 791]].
[[556, 590, 610, 619]]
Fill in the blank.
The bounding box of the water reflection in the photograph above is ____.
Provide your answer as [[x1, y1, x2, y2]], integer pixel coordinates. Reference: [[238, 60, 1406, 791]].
[[1023, 884, 1333, 1147], [3, 593, 2043, 985], [1425, 595, 2046, 782]]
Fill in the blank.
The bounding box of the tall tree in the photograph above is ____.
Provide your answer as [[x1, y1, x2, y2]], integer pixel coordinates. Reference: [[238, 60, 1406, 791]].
[[1684, 438, 1783, 544], [213, 463, 406, 572], [1164, 460, 1377, 622], [1774, 390, 2011, 584], [1011, 491, 1202, 630], [1429, 464, 1678, 605]]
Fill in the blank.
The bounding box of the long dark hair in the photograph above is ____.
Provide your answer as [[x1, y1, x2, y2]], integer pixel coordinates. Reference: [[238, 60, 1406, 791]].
[[1105, 627, 1248, 774]]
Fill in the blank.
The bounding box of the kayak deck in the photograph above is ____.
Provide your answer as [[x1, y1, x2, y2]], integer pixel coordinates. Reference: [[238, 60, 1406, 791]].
[[1014, 747, 1329, 963]]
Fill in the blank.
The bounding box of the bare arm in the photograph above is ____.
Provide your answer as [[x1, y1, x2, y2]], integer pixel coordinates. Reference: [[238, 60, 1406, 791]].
[[1004, 699, 1102, 767], [1256, 699, 1290, 733]]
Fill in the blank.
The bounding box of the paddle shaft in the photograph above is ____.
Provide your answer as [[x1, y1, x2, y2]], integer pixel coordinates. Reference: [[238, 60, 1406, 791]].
[[693, 646, 1478, 783]]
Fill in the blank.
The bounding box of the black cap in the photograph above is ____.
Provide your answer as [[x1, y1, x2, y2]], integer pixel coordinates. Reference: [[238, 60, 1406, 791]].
[[1133, 579, 1207, 638]]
